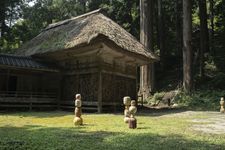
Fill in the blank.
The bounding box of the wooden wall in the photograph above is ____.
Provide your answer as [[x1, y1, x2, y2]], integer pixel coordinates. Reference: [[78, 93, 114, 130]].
[[102, 73, 136, 104], [61, 73, 98, 102], [0, 68, 59, 94]]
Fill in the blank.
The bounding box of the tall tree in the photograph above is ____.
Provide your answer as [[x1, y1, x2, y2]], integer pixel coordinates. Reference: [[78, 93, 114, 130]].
[[199, 0, 209, 77], [183, 0, 193, 93], [0, 0, 6, 37], [176, 0, 183, 56], [209, 0, 214, 55], [139, 0, 155, 99], [157, 0, 165, 69]]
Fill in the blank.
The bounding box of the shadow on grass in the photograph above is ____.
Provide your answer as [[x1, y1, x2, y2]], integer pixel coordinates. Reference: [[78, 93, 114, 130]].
[[136, 107, 189, 117], [0, 126, 224, 150], [0, 107, 219, 119]]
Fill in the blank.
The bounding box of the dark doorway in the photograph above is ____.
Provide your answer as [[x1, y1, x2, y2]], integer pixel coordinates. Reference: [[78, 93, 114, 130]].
[[8, 76, 17, 92]]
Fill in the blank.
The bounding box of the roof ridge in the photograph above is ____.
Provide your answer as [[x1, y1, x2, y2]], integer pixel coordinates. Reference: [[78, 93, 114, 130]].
[[43, 8, 102, 31]]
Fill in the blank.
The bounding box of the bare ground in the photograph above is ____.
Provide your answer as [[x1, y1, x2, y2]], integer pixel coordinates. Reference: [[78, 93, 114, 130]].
[[190, 111, 225, 134], [140, 107, 225, 134], [158, 110, 225, 134]]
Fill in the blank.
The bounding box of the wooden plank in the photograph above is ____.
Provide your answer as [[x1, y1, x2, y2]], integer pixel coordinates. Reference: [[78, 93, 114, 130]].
[[31, 105, 58, 107], [101, 70, 136, 79], [0, 104, 30, 108], [0, 104, 57, 108], [0, 98, 56, 103], [60, 101, 98, 106], [102, 102, 121, 106], [97, 71, 102, 113], [60, 105, 97, 110]]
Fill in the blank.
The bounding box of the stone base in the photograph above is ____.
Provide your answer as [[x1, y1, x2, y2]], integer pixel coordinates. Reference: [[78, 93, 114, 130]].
[[129, 117, 137, 129], [220, 108, 224, 113], [124, 117, 130, 123], [73, 117, 83, 126]]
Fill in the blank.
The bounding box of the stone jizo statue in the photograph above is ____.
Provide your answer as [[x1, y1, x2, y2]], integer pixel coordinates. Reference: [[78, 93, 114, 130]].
[[220, 97, 224, 113], [123, 96, 131, 123], [128, 100, 137, 129], [73, 94, 83, 125]]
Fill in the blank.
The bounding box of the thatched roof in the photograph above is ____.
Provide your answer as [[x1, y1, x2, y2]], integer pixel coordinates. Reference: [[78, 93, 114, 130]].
[[17, 9, 159, 61]]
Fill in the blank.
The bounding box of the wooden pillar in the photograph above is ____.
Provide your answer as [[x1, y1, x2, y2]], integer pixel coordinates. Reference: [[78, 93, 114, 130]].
[[57, 74, 62, 109], [136, 66, 142, 107], [6, 69, 9, 93], [97, 71, 102, 113]]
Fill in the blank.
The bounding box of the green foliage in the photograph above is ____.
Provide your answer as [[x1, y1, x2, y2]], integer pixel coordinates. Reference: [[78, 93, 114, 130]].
[[146, 92, 165, 105], [208, 72, 225, 89], [174, 90, 225, 110]]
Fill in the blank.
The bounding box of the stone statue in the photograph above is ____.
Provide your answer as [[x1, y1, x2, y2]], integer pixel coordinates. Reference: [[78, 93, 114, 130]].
[[73, 94, 83, 125], [128, 100, 137, 129], [220, 97, 224, 113], [123, 96, 131, 123]]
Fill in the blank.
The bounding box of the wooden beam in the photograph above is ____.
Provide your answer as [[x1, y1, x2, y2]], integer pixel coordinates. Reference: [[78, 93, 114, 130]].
[[125, 58, 137, 64], [114, 55, 125, 60], [101, 70, 136, 79], [66, 49, 99, 58]]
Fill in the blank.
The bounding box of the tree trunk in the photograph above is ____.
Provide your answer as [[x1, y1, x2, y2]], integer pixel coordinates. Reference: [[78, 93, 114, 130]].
[[199, 0, 209, 77], [139, 0, 155, 99], [176, 0, 183, 56], [209, 0, 215, 55], [0, 0, 6, 38], [80, 0, 86, 13], [183, 0, 193, 93], [157, 0, 165, 69]]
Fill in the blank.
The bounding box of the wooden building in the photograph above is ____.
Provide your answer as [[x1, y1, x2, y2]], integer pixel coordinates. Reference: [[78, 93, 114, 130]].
[[0, 9, 158, 112]]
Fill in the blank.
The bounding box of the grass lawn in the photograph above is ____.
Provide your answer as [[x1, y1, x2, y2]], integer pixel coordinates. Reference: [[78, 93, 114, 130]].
[[0, 111, 224, 150]]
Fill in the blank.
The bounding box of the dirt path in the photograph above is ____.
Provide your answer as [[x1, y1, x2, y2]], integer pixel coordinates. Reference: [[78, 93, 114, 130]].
[[141, 108, 225, 134], [190, 111, 225, 134]]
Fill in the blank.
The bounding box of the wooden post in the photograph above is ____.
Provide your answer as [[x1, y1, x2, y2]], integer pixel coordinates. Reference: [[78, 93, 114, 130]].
[[57, 74, 62, 109], [135, 66, 140, 106], [6, 69, 9, 93], [29, 92, 32, 111], [97, 71, 102, 113]]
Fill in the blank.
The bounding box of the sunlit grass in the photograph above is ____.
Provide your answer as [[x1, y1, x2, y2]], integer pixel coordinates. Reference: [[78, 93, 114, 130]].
[[0, 111, 224, 150]]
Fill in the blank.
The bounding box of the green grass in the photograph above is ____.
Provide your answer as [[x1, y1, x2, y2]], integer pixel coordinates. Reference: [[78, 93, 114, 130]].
[[0, 111, 224, 150]]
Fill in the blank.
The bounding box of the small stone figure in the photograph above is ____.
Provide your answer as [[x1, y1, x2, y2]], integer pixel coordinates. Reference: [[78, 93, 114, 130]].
[[128, 100, 137, 129], [73, 94, 83, 125], [220, 97, 224, 113], [123, 96, 131, 123]]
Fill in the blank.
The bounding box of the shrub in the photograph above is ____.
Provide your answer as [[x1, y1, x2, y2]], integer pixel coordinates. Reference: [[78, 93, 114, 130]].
[[146, 92, 165, 105]]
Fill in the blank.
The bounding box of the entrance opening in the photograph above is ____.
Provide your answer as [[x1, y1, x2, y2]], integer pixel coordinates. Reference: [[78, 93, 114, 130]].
[[8, 76, 17, 92]]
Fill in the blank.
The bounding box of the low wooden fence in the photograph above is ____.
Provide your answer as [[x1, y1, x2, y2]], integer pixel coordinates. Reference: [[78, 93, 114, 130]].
[[60, 100, 122, 112], [0, 91, 57, 110], [0, 91, 122, 112]]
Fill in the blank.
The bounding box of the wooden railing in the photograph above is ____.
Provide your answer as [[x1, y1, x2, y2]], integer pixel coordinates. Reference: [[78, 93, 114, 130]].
[[0, 91, 57, 99], [60, 100, 122, 112], [0, 91, 58, 110]]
